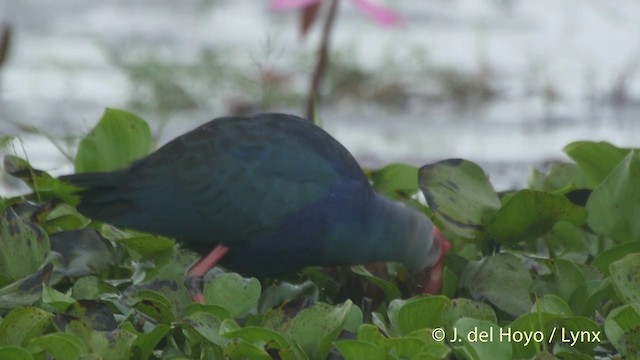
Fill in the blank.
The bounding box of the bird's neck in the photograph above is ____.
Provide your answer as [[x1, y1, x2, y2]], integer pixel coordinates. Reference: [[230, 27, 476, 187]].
[[365, 194, 439, 271], [323, 192, 438, 271]]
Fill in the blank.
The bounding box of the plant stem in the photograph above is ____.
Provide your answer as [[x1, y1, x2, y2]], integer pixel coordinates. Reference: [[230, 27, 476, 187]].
[[305, 0, 339, 123]]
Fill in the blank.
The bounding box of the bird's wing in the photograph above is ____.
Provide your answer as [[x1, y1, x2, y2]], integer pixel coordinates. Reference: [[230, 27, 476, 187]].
[[70, 114, 368, 246]]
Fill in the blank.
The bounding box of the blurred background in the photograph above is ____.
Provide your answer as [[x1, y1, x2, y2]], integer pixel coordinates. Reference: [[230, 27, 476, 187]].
[[1, 0, 640, 193]]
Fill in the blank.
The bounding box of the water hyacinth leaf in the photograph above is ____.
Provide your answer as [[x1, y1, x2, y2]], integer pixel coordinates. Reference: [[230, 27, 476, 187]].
[[180, 311, 228, 347], [532, 294, 572, 316], [28, 332, 88, 360], [0, 208, 50, 283], [488, 190, 586, 245], [71, 276, 117, 300], [0, 264, 53, 308], [419, 159, 500, 239], [220, 320, 289, 350], [452, 318, 512, 360], [591, 242, 640, 276], [569, 279, 612, 317], [75, 108, 153, 173], [59, 300, 117, 332], [42, 284, 75, 312], [288, 300, 353, 360], [388, 295, 448, 336], [50, 228, 116, 278], [605, 304, 640, 357], [442, 298, 497, 340], [371, 163, 419, 195], [203, 273, 261, 318], [550, 259, 587, 302], [508, 312, 560, 359], [384, 337, 428, 358], [563, 141, 630, 186], [357, 323, 387, 345], [2, 156, 79, 204], [219, 319, 288, 359], [88, 329, 136, 359], [185, 303, 231, 321], [127, 323, 171, 360], [118, 235, 175, 260], [123, 282, 192, 323], [335, 340, 385, 360], [351, 265, 401, 301], [469, 253, 533, 317], [0, 347, 33, 360], [224, 340, 273, 360], [554, 316, 602, 353], [610, 254, 640, 304], [0, 306, 52, 346], [587, 150, 640, 243], [258, 280, 318, 313], [530, 162, 592, 192]]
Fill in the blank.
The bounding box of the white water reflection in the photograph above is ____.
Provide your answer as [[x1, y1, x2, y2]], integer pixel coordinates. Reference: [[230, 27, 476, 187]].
[[1, 0, 640, 193]]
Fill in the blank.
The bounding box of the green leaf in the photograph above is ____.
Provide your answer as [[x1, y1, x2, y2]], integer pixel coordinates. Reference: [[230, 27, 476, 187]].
[[550, 259, 587, 302], [469, 254, 533, 317], [258, 281, 318, 313], [610, 254, 640, 304], [0, 264, 53, 308], [41, 284, 75, 312], [553, 316, 602, 353], [419, 159, 500, 239], [224, 339, 274, 360], [605, 304, 640, 357], [532, 294, 572, 316], [118, 235, 175, 260], [122, 322, 171, 360], [372, 163, 419, 195], [71, 276, 117, 300], [220, 320, 289, 349], [508, 312, 559, 359], [3, 156, 79, 204], [529, 162, 592, 192], [203, 273, 261, 318], [452, 318, 512, 360], [586, 150, 640, 242], [0, 346, 33, 360], [335, 340, 385, 360], [563, 141, 630, 185], [0, 306, 52, 346], [74, 108, 152, 173], [88, 329, 136, 359], [442, 298, 497, 340], [592, 242, 640, 276], [350, 265, 401, 301], [388, 296, 448, 336], [180, 311, 228, 347], [488, 190, 586, 245], [28, 333, 88, 360], [568, 279, 611, 317], [0, 207, 50, 282], [288, 300, 353, 359]]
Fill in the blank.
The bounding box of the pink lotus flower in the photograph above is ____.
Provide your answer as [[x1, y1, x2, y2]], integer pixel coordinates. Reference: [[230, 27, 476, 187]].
[[271, 0, 402, 34]]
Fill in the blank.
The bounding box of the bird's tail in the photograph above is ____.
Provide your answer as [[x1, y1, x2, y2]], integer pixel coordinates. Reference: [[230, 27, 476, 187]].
[[59, 172, 121, 190], [58, 172, 127, 210]]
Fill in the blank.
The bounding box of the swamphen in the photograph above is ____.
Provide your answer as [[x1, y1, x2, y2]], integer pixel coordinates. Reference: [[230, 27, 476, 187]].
[[60, 113, 449, 302]]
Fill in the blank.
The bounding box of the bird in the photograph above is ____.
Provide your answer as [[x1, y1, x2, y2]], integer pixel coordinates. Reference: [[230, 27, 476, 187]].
[[59, 113, 449, 302]]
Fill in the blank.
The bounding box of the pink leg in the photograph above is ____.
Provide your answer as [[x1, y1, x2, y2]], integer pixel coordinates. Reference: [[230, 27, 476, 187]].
[[185, 245, 230, 303]]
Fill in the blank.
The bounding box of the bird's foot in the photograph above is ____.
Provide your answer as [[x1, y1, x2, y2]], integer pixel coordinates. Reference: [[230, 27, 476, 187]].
[[184, 275, 205, 304], [185, 245, 230, 303]]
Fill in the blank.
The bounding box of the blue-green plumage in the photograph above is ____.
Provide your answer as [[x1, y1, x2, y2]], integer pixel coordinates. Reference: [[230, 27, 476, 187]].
[[60, 113, 443, 278]]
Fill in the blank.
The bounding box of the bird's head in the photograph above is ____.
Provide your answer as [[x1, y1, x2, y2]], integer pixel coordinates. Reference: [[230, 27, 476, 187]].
[[417, 226, 450, 294]]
